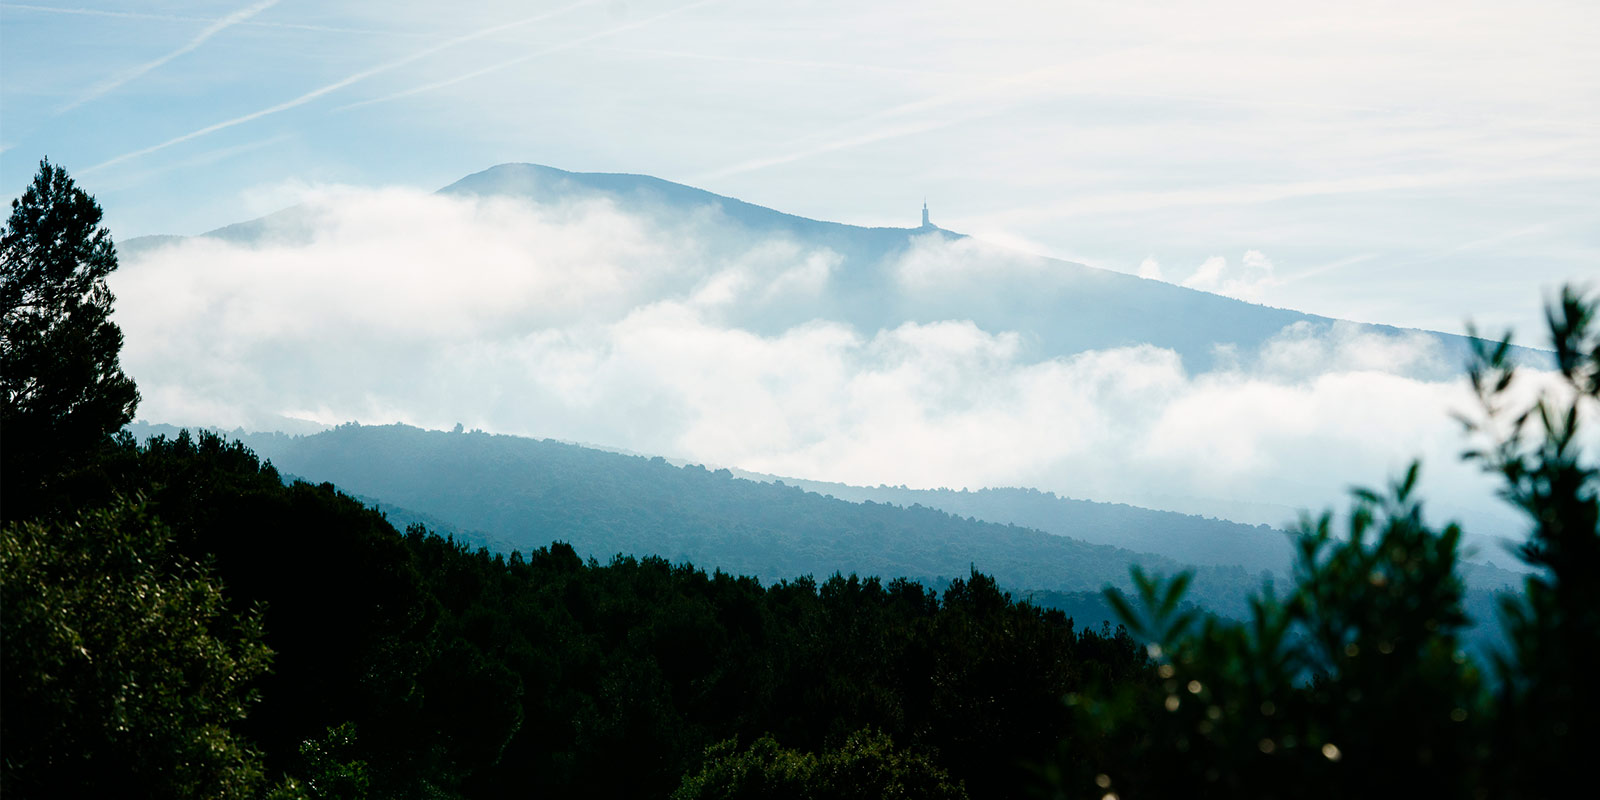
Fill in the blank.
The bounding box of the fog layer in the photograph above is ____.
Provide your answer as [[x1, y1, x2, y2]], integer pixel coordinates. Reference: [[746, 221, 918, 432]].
[[114, 182, 1572, 535]]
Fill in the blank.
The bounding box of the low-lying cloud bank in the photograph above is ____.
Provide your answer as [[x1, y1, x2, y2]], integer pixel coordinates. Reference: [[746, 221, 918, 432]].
[[114, 185, 1573, 539]]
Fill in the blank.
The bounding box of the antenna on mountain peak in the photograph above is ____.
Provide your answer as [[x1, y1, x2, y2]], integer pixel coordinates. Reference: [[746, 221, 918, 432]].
[[921, 198, 931, 229]]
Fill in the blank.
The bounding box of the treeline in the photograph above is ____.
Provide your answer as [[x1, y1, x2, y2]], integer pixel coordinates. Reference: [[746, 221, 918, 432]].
[[5, 430, 1147, 798], [181, 421, 1268, 618]]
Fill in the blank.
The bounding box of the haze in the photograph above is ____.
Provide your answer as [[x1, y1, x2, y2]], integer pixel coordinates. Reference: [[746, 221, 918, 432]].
[[3, 1, 1594, 335], [2, 0, 1595, 536]]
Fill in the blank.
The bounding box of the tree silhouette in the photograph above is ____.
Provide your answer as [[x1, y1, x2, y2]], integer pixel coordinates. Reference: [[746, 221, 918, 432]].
[[1, 158, 139, 513], [1072, 285, 1599, 799]]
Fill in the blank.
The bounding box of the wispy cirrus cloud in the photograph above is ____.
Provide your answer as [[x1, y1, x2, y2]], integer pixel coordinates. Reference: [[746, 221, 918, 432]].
[[57, 0, 281, 113], [692, 60, 1083, 182], [2, 2, 430, 37], [334, 0, 725, 112], [963, 167, 1600, 229], [595, 45, 959, 80], [82, 0, 599, 174]]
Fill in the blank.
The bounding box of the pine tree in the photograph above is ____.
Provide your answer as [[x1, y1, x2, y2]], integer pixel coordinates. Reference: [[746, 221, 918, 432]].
[[1, 158, 139, 512]]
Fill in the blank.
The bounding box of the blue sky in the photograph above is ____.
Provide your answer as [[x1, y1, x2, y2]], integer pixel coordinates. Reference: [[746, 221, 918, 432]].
[[2, 0, 1596, 336]]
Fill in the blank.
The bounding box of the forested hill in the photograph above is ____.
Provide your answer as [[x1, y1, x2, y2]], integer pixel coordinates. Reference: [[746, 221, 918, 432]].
[[736, 476, 1298, 573], [128, 422, 1264, 614]]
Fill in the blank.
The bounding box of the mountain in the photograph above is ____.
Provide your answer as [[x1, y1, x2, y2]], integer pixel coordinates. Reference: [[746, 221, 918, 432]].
[[127, 421, 1269, 618], [120, 163, 1537, 374], [126, 422, 1523, 628], [111, 163, 1547, 552], [723, 474, 1529, 578], [731, 477, 1300, 574]]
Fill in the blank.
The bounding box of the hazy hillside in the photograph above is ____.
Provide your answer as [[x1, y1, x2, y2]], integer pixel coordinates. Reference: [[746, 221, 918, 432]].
[[738, 477, 1299, 573], [127, 421, 1523, 630], [733, 475, 1529, 583], [129, 422, 1269, 616]]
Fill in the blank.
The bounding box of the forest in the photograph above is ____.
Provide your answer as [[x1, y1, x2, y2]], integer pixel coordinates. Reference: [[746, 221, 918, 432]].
[[3, 163, 1596, 799], [134, 419, 1278, 619]]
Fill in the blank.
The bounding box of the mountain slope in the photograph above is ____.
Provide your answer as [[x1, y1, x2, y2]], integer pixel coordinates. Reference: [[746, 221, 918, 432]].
[[437, 164, 1440, 371], [128, 422, 1266, 615], [125, 421, 1523, 642], [738, 478, 1299, 573]]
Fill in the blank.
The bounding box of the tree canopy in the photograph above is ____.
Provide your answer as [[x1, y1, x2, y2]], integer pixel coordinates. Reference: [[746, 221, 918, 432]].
[[0, 500, 285, 798]]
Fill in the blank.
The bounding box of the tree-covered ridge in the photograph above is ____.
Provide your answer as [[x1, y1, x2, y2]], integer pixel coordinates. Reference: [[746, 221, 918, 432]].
[[164, 422, 1269, 618], [735, 478, 1303, 572]]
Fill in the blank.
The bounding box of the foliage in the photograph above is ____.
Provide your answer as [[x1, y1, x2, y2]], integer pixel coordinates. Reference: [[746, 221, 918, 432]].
[[78, 431, 458, 798], [1073, 285, 1599, 799], [295, 723, 372, 800], [0, 500, 289, 799], [1, 158, 138, 512], [1077, 469, 1486, 798], [674, 728, 969, 800], [1460, 284, 1600, 797], [401, 531, 1142, 799]]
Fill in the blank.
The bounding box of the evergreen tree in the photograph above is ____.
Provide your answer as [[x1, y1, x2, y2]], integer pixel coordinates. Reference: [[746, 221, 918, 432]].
[[1, 158, 138, 514]]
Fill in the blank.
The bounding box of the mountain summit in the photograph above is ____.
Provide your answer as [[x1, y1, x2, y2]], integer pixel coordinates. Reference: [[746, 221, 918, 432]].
[[128, 162, 1517, 373]]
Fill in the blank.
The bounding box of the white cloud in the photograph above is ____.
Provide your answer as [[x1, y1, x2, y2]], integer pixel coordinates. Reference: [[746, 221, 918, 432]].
[[893, 232, 1052, 289], [1137, 257, 1163, 280], [1255, 320, 1447, 378], [1180, 250, 1283, 303], [114, 185, 1578, 538]]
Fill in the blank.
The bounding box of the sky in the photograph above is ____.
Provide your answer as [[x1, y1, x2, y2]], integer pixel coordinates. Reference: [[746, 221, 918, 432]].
[[2, 0, 1595, 337], [1, 2, 1597, 537]]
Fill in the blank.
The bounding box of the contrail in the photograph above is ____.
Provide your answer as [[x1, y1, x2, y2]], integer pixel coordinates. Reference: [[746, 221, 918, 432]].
[[696, 116, 986, 182], [694, 63, 1072, 182], [0, 3, 430, 37], [594, 46, 960, 80], [82, 0, 598, 174], [1287, 254, 1379, 283], [336, 0, 723, 111], [58, 0, 281, 113]]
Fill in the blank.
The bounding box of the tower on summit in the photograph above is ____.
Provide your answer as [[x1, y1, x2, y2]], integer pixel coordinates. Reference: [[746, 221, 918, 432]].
[[921, 199, 931, 229]]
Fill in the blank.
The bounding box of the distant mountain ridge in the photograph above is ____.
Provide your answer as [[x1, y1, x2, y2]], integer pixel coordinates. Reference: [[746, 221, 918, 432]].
[[120, 162, 1543, 373], [442, 163, 944, 237], [125, 422, 1524, 628], [126, 421, 1266, 617]]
